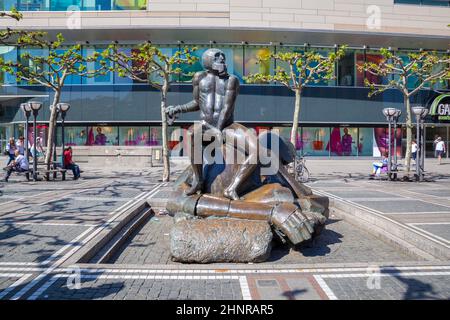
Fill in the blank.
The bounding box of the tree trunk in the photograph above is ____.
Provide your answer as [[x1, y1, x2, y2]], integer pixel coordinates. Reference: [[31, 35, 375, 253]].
[[404, 95, 412, 175], [290, 89, 301, 146], [160, 81, 170, 182], [45, 90, 61, 171]]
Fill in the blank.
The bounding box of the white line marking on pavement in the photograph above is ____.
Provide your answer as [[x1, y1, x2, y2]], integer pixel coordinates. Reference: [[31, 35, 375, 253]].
[[409, 222, 450, 225], [17, 185, 162, 300], [42, 227, 96, 265], [0, 274, 32, 300], [0, 267, 46, 272], [4, 222, 99, 228], [0, 262, 42, 266], [54, 265, 450, 275], [319, 271, 450, 278], [386, 211, 450, 215], [313, 275, 337, 300], [406, 224, 450, 245], [239, 276, 252, 300], [10, 226, 96, 300], [0, 273, 27, 277]]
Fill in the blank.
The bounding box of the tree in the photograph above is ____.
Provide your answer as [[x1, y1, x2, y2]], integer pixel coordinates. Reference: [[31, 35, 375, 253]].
[[0, 33, 108, 172], [102, 42, 198, 182], [245, 46, 346, 145], [1, 8, 44, 46], [360, 48, 450, 175]]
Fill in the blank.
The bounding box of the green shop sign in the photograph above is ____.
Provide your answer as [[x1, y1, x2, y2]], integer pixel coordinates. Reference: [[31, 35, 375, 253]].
[[430, 94, 450, 122]]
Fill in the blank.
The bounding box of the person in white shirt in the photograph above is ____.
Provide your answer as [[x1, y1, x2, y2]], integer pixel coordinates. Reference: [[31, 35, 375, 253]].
[[30, 137, 45, 159], [2, 150, 30, 182], [411, 140, 418, 163], [435, 137, 446, 165]]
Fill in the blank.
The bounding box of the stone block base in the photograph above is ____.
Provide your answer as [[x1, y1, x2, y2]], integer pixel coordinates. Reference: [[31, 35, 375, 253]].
[[170, 218, 273, 263]]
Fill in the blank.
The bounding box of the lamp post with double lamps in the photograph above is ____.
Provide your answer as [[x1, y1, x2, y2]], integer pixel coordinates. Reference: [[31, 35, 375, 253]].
[[382, 108, 398, 180], [412, 106, 429, 182], [29, 101, 42, 181], [20, 103, 32, 161], [56, 103, 70, 168]]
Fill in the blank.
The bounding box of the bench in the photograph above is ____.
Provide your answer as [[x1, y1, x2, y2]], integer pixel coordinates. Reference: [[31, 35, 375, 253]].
[[2, 167, 32, 181]]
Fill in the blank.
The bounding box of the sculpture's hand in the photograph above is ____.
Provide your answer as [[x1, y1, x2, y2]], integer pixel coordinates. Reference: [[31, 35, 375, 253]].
[[166, 105, 182, 117], [166, 105, 180, 125], [270, 205, 315, 245]]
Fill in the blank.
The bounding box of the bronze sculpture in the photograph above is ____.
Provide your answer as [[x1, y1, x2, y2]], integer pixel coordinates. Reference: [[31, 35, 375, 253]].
[[166, 49, 328, 262]]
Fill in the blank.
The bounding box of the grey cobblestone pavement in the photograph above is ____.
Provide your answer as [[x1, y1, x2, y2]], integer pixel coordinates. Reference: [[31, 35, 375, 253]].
[[0, 159, 449, 300], [111, 216, 418, 265], [40, 278, 243, 300]]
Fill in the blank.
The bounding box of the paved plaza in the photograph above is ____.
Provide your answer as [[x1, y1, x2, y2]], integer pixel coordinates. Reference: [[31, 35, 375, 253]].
[[0, 157, 449, 300]]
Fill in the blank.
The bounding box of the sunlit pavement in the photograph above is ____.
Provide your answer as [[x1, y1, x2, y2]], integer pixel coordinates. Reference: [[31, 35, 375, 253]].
[[0, 158, 449, 300]]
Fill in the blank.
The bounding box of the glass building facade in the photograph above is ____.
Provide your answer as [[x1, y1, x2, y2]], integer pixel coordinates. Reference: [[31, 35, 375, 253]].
[[1, 42, 449, 157], [0, 0, 147, 11]]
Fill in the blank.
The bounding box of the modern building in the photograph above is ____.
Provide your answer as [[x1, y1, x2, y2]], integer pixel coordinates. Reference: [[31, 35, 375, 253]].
[[0, 0, 449, 158]]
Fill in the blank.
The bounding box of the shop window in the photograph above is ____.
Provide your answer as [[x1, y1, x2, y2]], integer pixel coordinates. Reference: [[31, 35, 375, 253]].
[[272, 126, 302, 151], [302, 127, 330, 156], [85, 126, 118, 145], [57, 126, 88, 146], [307, 48, 336, 87], [82, 45, 113, 84], [15, 0, 50, 11], [243, 46, 274, 80], [27, 124, 49, 147], [114, 0, 146, 10], [50, 0, 81, 11], [357, 128, 374, 156], [149, 127, 161, 146], [328, 127, 358, 156], [373, 127, 402, 158], [82, 0, 112, 10], [119, 126, 149, 146], [17, 47, 49, 85], [356, 52, 387, 87], [338, 52, 355, 86], [55, 47, 82, 85]]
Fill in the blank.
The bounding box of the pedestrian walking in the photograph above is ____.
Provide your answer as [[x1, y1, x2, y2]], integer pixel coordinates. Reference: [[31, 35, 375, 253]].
[[435, 137, 446, 165], [30, 136, 45, 159], [411, 140, 418, 163], [433, 135, 440, 158]]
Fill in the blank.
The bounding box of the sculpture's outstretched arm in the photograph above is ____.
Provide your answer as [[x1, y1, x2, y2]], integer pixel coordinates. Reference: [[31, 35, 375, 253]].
[[166, 72, 203, 118]]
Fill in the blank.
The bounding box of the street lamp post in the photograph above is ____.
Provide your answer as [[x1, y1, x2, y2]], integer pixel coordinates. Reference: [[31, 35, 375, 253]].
[[56, 103, 70, 168], [392, 109, 402, 173], [49, 105, 59, 169], [412, 106, 429, 182], [382, 108, 398, 180], [20, 103, 32, 162], [29, 101, 42, 181]]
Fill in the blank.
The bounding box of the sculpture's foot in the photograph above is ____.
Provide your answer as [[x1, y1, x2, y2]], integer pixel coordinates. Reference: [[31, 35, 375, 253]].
[[184, 178, 203, 196], [223, 187, 240, 200]]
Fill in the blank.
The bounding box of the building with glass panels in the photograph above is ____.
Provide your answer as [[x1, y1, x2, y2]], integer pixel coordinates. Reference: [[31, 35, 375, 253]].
[[0, 0, 449, 157]]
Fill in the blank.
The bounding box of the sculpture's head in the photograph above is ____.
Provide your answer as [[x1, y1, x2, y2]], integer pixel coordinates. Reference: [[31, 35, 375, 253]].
[[202, 48, 227, 75]]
